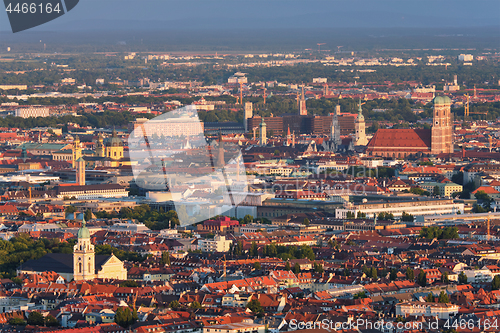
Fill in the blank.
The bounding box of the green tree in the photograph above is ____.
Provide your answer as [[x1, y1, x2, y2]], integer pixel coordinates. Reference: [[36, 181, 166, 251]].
[[406, 267, 414, 281], [8, 318, 26, 326], [190, 301, 202, 309], [160, 251, 171, 266], [285, 262, 291, 271], [401, 211, 414, 222], [432, 185, 440, 195], [84, 209, 92, 221], [119, 280, 138, 288], [370, 267, 378, 280], [314, 262, 324, 274], [250, 241, 258, 257], [425, 292, 434, 302], [65, 206, 77, 214], [474, 190, 492, 202], [44, 315, 59, 327], [438, 291, 449, 303], [357, 211, 366, 219], [458, 271, 468, 284], [242, 215, 253, 224], [492, 275, 500, 290], [353, 291, 367, 299], [115, 307, 136, 328], [293, 263, 301, 274], [390, 268, 398, 281], [441, 271, 449, 283], [246, 299, 264, 316], [27, 311, 44, 326], [303, 218, 310, 227], [169, 300, 180, 310], [233, 241, 244, 256], [253, 262, 262, 270], [417, 270, 427, 287]]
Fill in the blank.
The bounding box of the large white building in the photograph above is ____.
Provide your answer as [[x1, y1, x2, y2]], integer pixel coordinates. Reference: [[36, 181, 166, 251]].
[[15, 107, 50, 118], [204, 323, 266, 333], [198, 235, 233, 252], [458, 54, 473, 62], [336, 198, 464, 219], [396, 302, 459, 320]]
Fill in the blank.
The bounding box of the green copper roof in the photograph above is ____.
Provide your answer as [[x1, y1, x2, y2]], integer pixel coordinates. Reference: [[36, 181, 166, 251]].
[[433, 96, 451, 105], [77, 217, 90, 239]]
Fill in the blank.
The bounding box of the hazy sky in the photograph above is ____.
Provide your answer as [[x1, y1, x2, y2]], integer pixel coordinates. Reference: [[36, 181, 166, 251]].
[[1, 0, 499, 33]]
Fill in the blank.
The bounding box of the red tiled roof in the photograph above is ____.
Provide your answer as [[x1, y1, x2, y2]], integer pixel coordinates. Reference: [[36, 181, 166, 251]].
[[367, 129, 431, 149], [472, 186, 500, 195]]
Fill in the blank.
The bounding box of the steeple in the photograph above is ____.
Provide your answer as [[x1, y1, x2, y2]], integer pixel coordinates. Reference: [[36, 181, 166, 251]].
[[299, 84, 307, 116], [355, 99, 368, 146], [74, 215, 96, 281], [259, 117, 267, 146], [357, 99, 364, 120], [286, 126, 291, 146], [72, 135, 82, 168]]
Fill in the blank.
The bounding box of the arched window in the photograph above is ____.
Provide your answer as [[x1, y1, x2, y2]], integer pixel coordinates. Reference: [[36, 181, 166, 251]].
[[88, 262, 91, 273], [79, 262, 82, 273]]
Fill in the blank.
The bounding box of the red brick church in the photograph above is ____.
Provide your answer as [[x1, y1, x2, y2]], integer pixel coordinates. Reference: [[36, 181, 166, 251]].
[[366, 96, 453, 158]]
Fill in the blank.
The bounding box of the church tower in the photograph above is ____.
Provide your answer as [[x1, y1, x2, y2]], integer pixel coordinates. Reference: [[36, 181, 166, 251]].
[[72, 136, 82, 168], [73, 217, 96, 281], [95, 134, 105, 157], [332, 105, 341, 146], [299, 85, 307, 116], [431, 96, 453, 155], [355, 99, 368, 146], [259, 118, 267, 146], [76, 157, 85, 186]]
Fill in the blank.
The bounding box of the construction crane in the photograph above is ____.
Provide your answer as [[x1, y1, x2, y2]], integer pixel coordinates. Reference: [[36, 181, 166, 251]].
[[317, 43, 325, 52], [336, 46, 343, 53], [464, 92, 487, 118]]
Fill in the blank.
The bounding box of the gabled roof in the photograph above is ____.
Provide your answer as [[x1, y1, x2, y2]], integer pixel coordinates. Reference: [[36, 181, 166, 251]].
[[367, 129, 431, 149]]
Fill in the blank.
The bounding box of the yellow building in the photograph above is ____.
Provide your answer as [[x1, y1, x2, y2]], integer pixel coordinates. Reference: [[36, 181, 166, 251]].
[[18, 217, 127, 282], [420, 182, 463, 197], [106, 129, 124, 160]]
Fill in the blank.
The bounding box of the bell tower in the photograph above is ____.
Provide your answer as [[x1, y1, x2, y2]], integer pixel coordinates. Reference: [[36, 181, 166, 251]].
[[355, 99, 368, 146], [431, 96, 453, 155], [72, 136, 82, 168], [299, 85, 307, 116], [259, 118, 267, 146], [73, 217, 96, 281], [95, 134, 105, 157]]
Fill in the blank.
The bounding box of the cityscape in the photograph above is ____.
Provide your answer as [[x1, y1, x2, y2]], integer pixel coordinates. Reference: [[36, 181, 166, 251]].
[[0, 1, 499, 333]]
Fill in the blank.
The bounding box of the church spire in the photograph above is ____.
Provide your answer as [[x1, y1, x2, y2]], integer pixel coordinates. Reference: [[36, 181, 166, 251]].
[[357, 99, 364, 120]]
